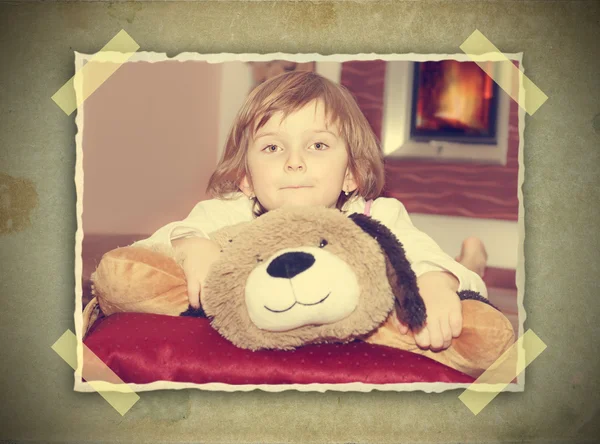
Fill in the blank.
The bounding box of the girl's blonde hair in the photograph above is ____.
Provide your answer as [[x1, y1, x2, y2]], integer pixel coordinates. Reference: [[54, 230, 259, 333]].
[[206, 69, 385, 216]]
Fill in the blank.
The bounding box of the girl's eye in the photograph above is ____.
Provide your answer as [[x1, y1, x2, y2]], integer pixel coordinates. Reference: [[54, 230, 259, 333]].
[[312, 142, 329, 151], [263, 144, 280, 153], [319, 239, 328, 248]]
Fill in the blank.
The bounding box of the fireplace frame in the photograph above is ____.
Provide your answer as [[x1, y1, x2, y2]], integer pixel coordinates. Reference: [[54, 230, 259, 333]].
[[382, 57, 515, 165]]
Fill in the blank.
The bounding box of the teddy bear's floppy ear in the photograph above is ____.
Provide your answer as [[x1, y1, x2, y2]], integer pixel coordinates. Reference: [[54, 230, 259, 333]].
[[349, 213, 427, 331]]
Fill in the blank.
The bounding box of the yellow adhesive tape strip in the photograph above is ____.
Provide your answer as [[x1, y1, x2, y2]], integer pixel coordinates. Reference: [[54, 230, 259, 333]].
[[51, 29, 140, 115], [460, 29, 548, 116], [459, 329, 547, 415], [51, 330, 140, 416]]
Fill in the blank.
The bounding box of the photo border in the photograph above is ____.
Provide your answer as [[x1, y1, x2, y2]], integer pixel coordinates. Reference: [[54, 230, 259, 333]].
[[74, 51, 526, 394]]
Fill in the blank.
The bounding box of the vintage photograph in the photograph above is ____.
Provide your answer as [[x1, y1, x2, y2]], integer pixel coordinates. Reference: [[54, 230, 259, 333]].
[[76, 54, 523, 391], [4, 0, 598, 441]]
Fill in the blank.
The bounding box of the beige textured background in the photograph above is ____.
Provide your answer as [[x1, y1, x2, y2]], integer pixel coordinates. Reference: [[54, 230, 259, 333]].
[[0, 0, 598, 443]]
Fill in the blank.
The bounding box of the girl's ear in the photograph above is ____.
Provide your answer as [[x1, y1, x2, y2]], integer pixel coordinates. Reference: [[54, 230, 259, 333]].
[[343, 168, 358, 193], [239, 176, 254, 198]]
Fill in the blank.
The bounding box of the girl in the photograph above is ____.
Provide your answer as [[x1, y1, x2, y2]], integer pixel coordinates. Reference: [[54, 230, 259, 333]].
[[133, 70, 488, 352]]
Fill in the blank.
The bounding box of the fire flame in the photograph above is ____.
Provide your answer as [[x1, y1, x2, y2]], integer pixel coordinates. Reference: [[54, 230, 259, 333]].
[[416, 61, 494, 133]]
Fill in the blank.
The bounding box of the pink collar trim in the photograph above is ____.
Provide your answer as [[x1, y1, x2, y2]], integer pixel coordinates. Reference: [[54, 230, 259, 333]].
[[363, 199, 374, 217]]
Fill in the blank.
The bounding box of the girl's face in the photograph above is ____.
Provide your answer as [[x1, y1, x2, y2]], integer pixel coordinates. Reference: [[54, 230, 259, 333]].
[[241, 100, 356, 211]]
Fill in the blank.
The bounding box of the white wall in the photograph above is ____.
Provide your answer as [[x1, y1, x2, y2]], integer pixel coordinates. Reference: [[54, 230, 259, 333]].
[[410, 213, 519, 269], [217, 62, 254, 162], [82, 61, 222, 235]]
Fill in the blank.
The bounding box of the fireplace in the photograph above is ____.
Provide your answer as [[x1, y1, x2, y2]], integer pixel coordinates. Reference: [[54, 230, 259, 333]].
[[382, 59, 512, 165], [410, 61, 499, 145]]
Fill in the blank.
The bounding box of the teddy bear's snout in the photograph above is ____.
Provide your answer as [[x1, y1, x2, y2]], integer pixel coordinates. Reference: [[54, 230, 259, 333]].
[[267, 252, 315, 279], [244, 246, 362, 332]]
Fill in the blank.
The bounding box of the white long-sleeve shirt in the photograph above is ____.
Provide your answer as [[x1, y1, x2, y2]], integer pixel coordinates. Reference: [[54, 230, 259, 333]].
[[132, 193, 488, 298]]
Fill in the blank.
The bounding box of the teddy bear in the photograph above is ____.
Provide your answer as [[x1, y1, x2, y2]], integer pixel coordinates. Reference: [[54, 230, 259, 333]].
[[85, 206, 515, 378]]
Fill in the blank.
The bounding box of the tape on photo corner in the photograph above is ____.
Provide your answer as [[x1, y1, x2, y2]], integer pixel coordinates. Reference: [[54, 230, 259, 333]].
[[52, 330, 140, 416], [51, 29, 140, 116], [460, 29, 548, 116], [459, 329, 547, 415]]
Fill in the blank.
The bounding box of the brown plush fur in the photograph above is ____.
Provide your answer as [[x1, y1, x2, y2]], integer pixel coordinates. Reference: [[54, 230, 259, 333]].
[[202, 207, 397, 350], [91, 246, 189, 316]]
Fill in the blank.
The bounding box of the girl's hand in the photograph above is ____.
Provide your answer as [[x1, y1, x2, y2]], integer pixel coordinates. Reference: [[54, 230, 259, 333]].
[[398, 271, 462, 351], [172, 237, 222, 309]]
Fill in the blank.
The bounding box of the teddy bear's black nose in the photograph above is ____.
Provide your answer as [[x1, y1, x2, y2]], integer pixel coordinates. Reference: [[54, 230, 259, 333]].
[[267, 252, 315, 279]]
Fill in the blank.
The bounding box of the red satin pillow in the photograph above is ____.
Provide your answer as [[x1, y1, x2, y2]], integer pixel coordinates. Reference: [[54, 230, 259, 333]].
[[84, 313, 475, 385]]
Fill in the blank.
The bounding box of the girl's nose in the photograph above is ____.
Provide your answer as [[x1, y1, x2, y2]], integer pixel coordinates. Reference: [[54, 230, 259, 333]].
[[285, 152, 306, 171]]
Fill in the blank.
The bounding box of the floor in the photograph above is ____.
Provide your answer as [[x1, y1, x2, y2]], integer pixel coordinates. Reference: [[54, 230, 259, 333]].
[[487, 286, 520, 336]]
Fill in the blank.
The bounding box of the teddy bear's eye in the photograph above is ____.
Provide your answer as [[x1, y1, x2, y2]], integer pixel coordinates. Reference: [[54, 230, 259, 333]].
[[319, 239, 328, 248]]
